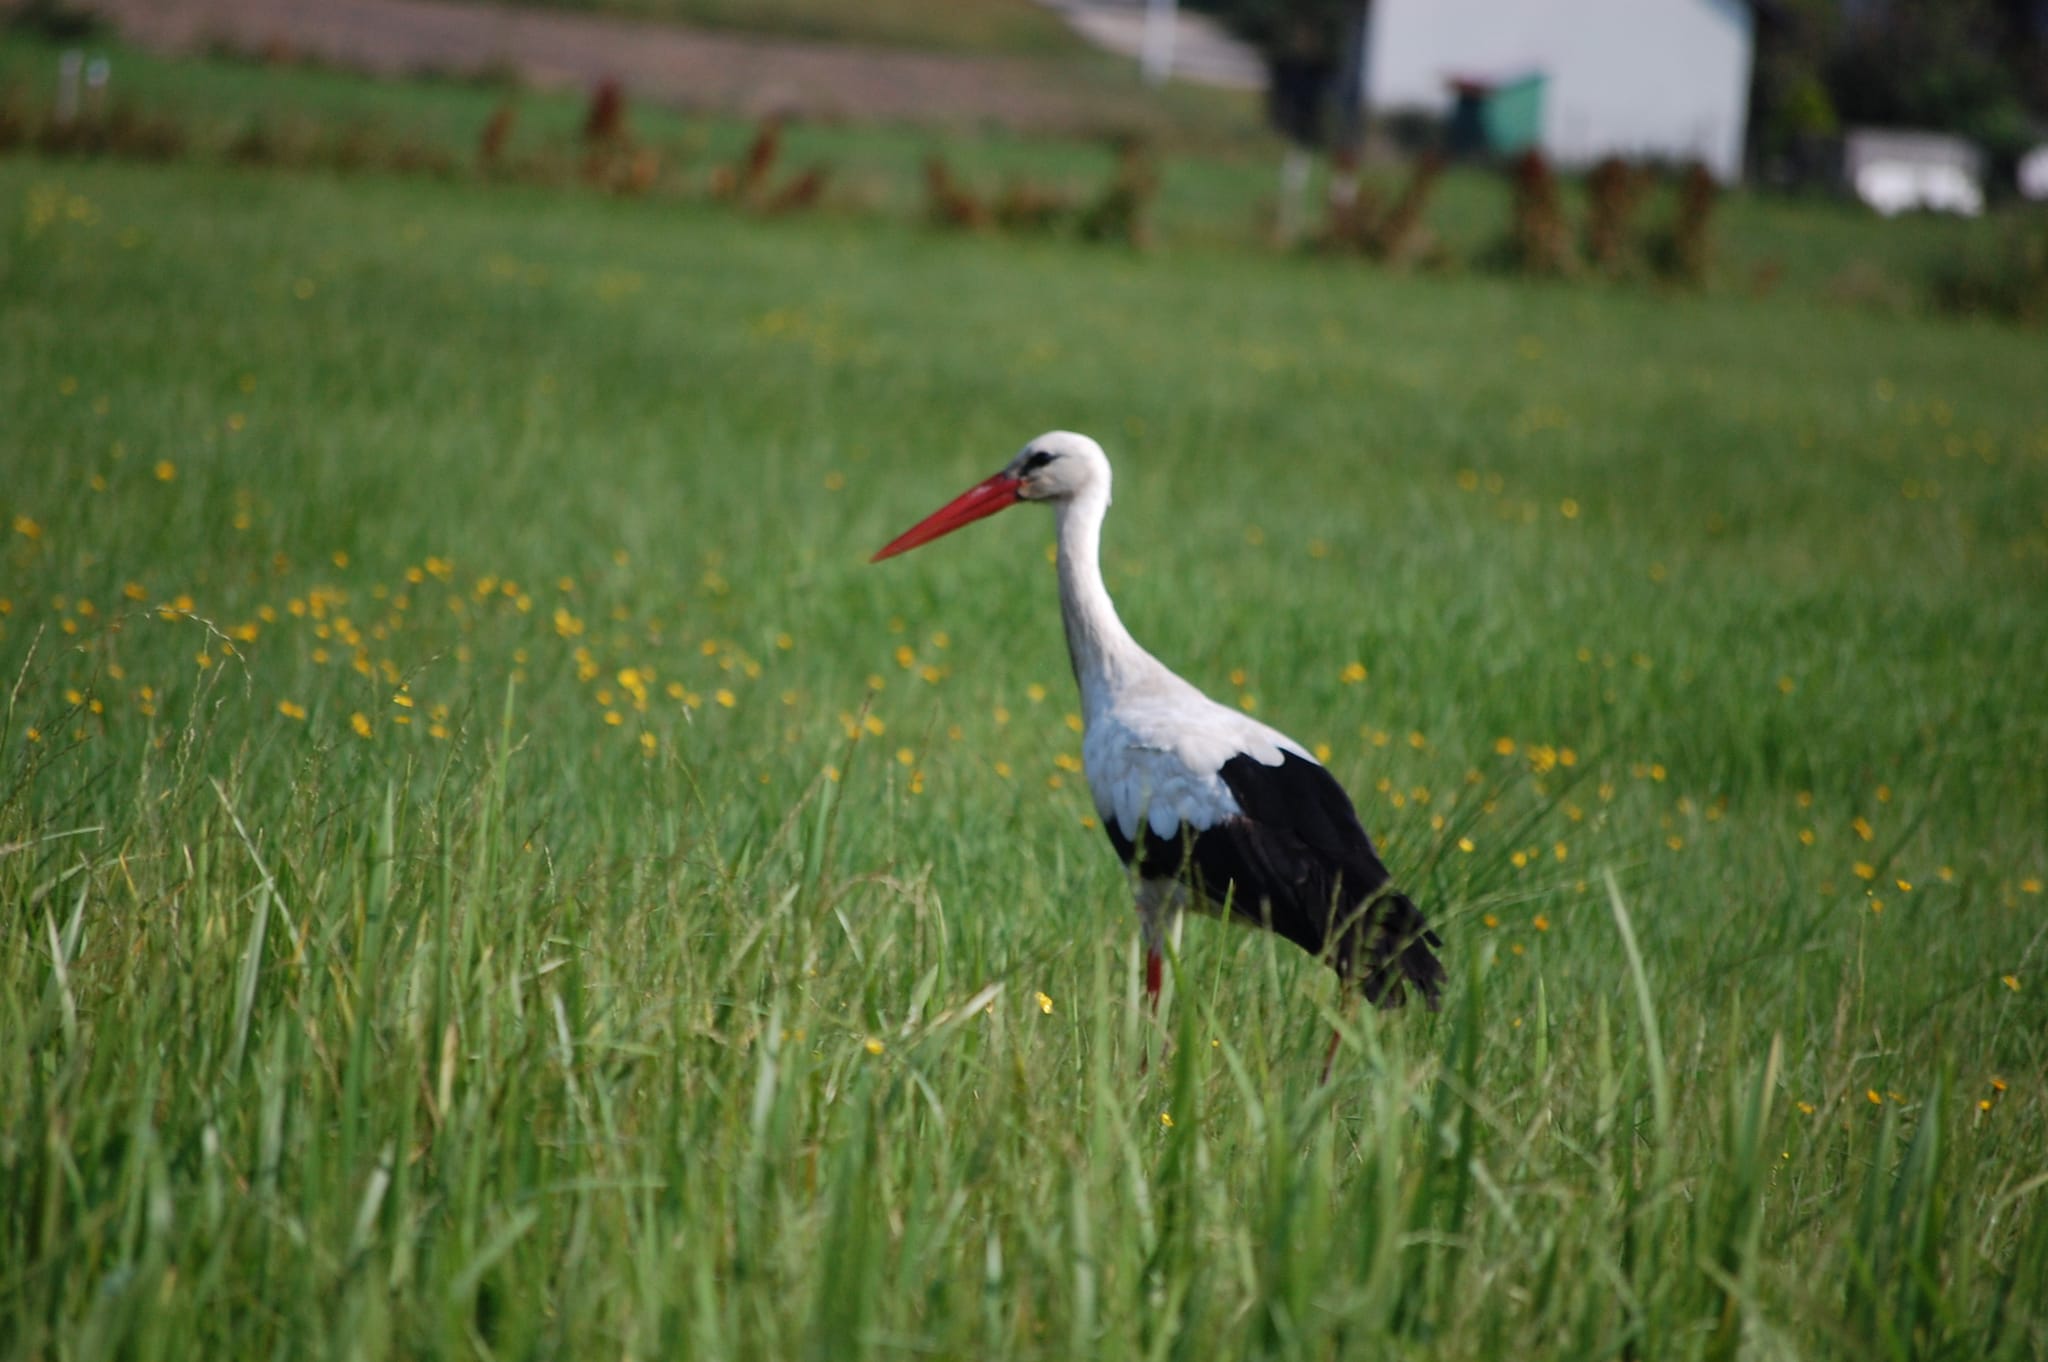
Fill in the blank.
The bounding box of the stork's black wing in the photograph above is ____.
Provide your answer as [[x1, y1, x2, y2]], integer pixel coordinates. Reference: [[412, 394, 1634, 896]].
[[1103, 750, 1444, 1009]]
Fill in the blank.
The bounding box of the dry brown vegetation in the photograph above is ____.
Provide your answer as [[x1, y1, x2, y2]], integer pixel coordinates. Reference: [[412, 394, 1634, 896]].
[[1321, 151, 1446, 268]]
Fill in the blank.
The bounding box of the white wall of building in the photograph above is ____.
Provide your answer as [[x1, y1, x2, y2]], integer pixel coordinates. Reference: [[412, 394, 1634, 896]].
[[1363, 0, 1754, 181]]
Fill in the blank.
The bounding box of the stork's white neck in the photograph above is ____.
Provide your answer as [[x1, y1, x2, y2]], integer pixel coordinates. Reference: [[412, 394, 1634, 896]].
[[1054, 486, 1150, 715]]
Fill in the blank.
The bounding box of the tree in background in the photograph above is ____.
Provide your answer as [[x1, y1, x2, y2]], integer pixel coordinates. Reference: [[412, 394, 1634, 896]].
[[1188, 0, 1370, 240], [1747, 0, 1844, 185], [1752, 0, 2047, 184], [1828, 0, 2036, 163], [1187, 0, 1363, 135]]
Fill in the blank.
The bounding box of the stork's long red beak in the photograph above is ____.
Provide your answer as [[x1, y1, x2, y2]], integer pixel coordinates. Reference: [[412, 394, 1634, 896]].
[[870, 473, 1023, 562]]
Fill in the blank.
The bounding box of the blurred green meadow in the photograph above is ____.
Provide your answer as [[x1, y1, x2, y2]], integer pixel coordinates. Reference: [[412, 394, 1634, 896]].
[[4, 50, 2048, 1362]]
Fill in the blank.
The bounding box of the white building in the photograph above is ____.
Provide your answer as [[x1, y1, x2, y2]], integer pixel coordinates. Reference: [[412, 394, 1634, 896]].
[[1360, 0, 1756, 181]]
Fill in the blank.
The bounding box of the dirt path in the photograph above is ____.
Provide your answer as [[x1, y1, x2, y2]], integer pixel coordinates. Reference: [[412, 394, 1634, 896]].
[[78, 0, 1165, 130]]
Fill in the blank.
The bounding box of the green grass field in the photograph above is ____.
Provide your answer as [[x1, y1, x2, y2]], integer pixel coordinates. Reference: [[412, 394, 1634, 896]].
[[3, 126, 2047, 1360]]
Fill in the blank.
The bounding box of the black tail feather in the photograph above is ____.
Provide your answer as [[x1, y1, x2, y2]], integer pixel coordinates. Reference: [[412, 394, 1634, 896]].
[[1352, 891, 1446, 1011]]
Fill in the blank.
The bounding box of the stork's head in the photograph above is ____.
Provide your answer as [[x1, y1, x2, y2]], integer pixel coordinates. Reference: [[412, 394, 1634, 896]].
[[871, 431, 1110, 562]]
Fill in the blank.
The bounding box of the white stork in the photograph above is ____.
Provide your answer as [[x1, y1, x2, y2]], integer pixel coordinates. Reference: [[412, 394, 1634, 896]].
[[872, 431, 1445, 1053]]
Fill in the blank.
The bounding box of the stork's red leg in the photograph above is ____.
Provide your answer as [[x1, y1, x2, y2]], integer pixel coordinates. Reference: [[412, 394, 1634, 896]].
[[1135, 947, 1163, 1075], [1135, 881, 1178, 1074]]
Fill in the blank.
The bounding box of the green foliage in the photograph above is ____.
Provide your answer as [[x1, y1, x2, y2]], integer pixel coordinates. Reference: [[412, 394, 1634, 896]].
[[1827, 0, 2037, 160], [1929, 209, 2048, 325], [1751, 0, 2047, 177], [1, 142, 2046, 1358]]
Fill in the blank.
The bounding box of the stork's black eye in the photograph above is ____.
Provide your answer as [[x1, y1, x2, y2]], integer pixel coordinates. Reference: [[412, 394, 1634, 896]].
[[1020, 450, 1055, 473]]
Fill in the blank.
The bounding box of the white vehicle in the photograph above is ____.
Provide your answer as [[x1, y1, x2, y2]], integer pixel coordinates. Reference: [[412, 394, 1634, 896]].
[[1845, 129, 1986, 218]]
